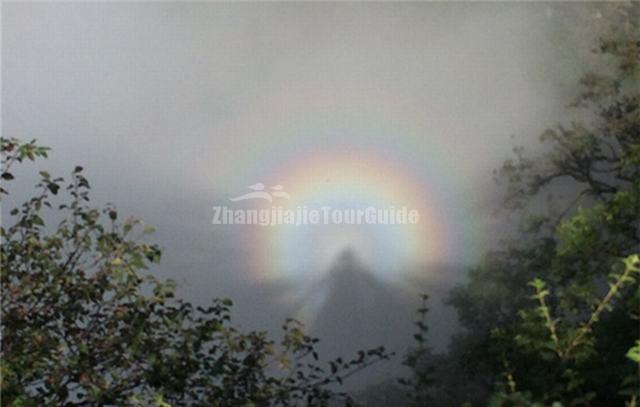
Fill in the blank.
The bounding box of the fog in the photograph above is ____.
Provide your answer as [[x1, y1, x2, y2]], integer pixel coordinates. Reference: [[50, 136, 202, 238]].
[[2, 1, 602, 389]]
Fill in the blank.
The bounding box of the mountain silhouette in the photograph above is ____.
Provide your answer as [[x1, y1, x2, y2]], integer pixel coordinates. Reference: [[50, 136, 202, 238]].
[[286, 249, 464, 389], [309, 249, 408, 349]]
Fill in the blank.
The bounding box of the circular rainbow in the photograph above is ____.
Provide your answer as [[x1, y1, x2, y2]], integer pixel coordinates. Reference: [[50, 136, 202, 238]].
[[201, 82, 481, 283]]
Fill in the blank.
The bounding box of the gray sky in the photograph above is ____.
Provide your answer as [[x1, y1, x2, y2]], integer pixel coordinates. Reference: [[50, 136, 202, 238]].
[[2, 1, 601, 388]]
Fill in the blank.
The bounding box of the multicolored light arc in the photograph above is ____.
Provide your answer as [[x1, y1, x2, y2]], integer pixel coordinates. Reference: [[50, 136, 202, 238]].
[[203, 85, 480, 283]]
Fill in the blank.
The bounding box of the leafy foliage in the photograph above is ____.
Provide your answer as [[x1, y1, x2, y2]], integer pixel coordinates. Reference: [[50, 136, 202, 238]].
[[403, 4, 640, 406], [0, 137, 391, 406], [399, 294, 433, 406]]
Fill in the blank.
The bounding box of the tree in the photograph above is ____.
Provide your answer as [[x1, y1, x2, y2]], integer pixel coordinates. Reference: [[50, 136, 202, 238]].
[[414, 3, 639, 406], [0, 137, 391, 406]]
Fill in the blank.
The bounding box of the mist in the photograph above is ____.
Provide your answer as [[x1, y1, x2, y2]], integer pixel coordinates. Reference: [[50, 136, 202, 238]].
[[2, 1, 605, 392]]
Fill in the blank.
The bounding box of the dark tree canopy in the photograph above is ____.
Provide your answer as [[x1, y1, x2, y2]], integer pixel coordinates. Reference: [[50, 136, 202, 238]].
[[402, 4, 640, 406], [0, 137, 390, 406]]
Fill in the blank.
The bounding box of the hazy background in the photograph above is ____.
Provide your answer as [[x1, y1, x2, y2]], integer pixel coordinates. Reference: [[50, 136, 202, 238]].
[[2, 1, 601, 388]]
